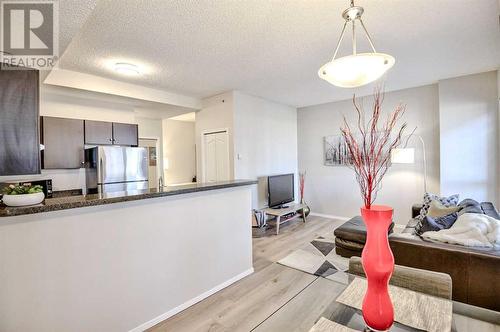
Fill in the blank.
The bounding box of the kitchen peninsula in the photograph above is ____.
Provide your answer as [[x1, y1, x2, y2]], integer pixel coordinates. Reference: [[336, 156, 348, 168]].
[[0, 180, 256, 332]]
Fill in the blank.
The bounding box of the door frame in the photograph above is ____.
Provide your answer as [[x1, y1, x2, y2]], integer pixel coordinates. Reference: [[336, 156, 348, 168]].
[[138, 137, 161, 186], [200, 128, 230, 183]]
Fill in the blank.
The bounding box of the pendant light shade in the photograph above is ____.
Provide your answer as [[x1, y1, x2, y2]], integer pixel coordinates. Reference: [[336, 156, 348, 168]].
[[318, 1, 395, 88], [319, 53, 395, 88]]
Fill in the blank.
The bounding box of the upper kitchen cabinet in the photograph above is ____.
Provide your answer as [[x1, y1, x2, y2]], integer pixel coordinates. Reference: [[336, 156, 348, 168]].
[[0, 67, 40, 176], [84, 120, 138, 146], [112, 123, 138, 146], [84, 120, 113, 145], [41, 117, 84, 169]]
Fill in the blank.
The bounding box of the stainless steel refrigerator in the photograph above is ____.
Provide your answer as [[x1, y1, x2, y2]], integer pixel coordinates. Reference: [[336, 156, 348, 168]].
[[85, 146, 149, 194]]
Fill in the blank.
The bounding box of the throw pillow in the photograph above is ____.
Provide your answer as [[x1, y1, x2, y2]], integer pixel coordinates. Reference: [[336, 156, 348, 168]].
[[427, 200, 461, 218], [458, 199, 483, 216], [417, 193, 459, 221], [417, 212, 459, 235], [415, 193, 459, 234], [480, 202, 500, 220]]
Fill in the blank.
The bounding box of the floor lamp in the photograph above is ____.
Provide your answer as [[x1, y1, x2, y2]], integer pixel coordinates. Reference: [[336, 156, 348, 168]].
[[391, 135, 427, 193]]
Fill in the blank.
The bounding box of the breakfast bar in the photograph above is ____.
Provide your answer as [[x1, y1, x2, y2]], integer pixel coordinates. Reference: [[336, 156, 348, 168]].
[[0, 180, 256, 332]]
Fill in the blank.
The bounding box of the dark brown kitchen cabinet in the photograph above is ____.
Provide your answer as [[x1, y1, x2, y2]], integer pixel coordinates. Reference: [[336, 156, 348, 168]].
[[0, 67, 40, 175], [84, 120, 138, 146], [112, 123, 138, 146], [84, 120, 113, 145], [41, 117, 84, 169]]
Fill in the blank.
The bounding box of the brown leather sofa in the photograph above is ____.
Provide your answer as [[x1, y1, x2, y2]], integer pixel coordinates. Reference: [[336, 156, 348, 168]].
[[334, 204, 500, 311], [334, 216, 394, 257], [389, 205, 500, 311]]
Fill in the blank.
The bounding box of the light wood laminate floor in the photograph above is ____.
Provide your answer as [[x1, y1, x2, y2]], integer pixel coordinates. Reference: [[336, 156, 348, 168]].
[[147, 215, 500, 332], [148, 215, 343, 332]]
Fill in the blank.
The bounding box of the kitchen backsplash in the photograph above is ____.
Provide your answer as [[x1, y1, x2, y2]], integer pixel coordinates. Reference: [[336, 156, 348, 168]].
[[0, 168, 86, 193]]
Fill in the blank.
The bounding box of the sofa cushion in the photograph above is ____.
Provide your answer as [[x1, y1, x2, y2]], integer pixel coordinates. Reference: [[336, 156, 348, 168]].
[[334, 216, 394, 244], [335, 237, 365, 250], [400, 218, 420, 234], [333, 216, 367, 243], [412, 204, 423, 219]]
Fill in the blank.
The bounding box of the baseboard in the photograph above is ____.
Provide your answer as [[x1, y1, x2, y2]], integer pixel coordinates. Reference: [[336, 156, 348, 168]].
[[309, 212, 350, 221], [129, 267, 254, 332]]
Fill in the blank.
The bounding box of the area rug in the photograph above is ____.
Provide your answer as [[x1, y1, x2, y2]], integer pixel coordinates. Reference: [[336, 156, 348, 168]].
[[278, 232, 350, 283]]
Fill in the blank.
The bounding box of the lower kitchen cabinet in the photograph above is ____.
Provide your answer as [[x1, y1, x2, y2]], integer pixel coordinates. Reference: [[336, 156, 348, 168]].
[[41, 117, 84, 169]]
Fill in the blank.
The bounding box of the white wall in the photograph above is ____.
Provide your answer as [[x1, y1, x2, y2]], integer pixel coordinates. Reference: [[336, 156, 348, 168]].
[[195, 92, 235, 182], [498, 71, 500, 206], [162, 119, 196, 184], [233, 91, 298, 208], [439, 71, 499, 205], [0, 186, 253, 332], [298, 85, 440, 223], [39, 85, 137, 123], [137, 116, 165, 185], [45, 69, 201, 109]]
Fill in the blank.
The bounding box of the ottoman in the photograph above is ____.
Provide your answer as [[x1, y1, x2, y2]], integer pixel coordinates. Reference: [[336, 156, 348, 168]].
[[334, 216, 394, 258]]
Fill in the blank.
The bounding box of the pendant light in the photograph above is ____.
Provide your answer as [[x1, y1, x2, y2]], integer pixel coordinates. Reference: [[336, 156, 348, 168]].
[[318, 0, 395, 88]]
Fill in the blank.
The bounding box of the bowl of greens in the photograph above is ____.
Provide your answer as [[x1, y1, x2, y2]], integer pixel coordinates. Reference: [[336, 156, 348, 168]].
[[2, 183, 45, 207]]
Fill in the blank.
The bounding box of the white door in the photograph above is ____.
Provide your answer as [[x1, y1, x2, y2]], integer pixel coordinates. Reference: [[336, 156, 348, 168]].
[[203, 131, 229, 182]]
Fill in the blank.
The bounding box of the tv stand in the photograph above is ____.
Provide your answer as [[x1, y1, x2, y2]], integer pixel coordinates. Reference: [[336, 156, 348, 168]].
[[263, 203, 308, 235], [270, 204, 290, 210]]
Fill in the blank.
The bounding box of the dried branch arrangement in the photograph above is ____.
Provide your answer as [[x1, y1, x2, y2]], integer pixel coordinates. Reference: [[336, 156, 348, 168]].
[[299, 171, 306, 201], [340, 87, 409, 209]]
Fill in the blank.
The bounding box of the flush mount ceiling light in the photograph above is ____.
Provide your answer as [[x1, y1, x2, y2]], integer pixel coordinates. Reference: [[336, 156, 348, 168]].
[[318, 0, 395, 88], [114, 62, 140, 76]]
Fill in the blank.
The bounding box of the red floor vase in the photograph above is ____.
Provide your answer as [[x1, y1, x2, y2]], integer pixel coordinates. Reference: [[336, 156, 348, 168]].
[[361, 205, 395, 331]]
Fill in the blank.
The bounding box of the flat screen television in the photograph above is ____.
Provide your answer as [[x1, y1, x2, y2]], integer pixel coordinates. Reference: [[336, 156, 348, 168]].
[[268, 173, 294, 208]]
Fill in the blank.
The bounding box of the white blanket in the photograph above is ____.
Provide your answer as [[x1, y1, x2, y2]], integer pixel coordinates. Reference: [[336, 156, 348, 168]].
[[421, 213, 500, 248]]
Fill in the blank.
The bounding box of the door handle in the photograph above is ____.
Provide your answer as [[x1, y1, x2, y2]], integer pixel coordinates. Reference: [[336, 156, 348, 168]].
[[99, 157, 103, 179]]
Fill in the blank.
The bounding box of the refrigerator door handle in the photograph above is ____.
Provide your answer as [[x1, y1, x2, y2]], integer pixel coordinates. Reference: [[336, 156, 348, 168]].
[[99, 157, 104, 184]]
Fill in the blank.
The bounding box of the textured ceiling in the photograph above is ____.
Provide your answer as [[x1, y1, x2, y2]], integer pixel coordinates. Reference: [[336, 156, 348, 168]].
[[57, 0, 500, 107], [37, 0, 97, 81]]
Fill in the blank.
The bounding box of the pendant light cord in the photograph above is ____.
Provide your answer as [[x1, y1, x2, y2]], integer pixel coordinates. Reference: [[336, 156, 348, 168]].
[[352, 21, 356, 55], [330, 0, 379, 60], [331, 21, 348, 60], [359, 18, 377, 52]]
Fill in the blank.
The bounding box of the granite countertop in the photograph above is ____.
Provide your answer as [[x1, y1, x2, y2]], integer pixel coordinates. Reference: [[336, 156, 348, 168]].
[[0, 180, 257, 217]]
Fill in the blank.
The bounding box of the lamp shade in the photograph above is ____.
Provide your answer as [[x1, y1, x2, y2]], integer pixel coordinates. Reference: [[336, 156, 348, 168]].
[[391, 148, 415, 164], [318, 53, 395, 88]]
